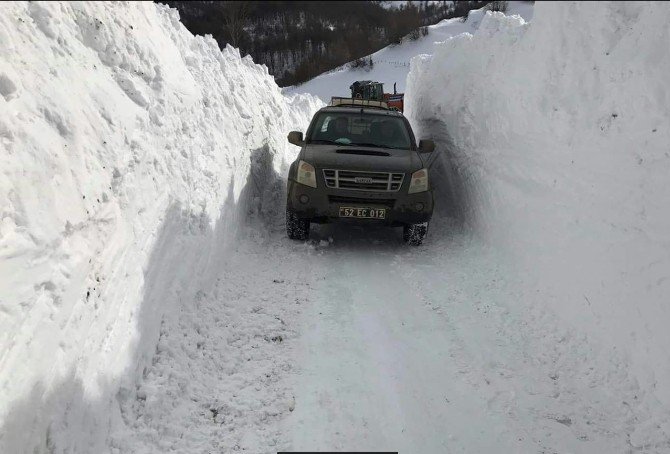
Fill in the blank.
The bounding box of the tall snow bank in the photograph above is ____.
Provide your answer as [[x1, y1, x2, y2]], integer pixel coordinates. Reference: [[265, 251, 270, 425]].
[[0, 2, 320, 452], [407, 2, 670, 405]]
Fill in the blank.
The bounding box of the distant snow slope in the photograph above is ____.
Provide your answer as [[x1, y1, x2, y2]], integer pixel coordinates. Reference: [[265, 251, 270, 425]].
[[406, 1, 670, 406], [0, 2, 320, 452], [284, 1, 534, 103]]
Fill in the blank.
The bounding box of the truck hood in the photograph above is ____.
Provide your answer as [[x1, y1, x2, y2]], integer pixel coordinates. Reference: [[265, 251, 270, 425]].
[[302, 144, 424, 172]]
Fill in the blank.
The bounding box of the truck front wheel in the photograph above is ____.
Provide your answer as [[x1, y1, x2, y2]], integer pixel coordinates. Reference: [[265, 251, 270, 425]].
[[286, 208, 310, 240], [403, 222, 428, 246]]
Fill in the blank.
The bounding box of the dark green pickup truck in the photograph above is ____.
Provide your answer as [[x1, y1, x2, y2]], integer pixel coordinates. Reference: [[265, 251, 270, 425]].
[[285, 98, 436, 245]]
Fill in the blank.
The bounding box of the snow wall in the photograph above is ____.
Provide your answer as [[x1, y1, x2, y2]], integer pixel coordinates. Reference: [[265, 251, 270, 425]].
[[406, 1, 670, 406], [0, 2, 321, 452]]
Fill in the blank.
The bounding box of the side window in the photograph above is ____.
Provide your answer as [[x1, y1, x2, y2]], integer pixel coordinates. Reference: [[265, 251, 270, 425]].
[[320, 116, 333, 133]]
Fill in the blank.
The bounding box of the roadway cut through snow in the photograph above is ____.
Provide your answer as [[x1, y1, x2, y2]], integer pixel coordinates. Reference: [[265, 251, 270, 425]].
[[113, 211, 666, 452], [111, 116, 669, 452]]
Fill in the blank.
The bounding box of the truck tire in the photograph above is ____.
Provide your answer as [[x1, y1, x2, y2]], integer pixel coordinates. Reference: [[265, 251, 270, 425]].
[[403, 222, 428, 246], [286, 208, 310, 240]]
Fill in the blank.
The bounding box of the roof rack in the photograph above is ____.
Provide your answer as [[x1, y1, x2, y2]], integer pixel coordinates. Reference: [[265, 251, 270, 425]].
[[330, 97, 389, 110]]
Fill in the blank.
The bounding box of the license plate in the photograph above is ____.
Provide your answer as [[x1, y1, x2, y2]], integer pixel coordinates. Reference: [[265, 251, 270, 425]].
[[339, 206, 386, 219]]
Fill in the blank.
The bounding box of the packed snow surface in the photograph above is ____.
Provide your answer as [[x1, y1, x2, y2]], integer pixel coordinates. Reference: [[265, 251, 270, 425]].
[[115, 221, 670, 453], [2, 1, 670, 453]]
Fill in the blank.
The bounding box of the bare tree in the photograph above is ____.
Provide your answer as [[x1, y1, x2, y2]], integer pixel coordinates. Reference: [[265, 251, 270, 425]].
[[487, 1, 508, 13], [222, 2, 250, 48]]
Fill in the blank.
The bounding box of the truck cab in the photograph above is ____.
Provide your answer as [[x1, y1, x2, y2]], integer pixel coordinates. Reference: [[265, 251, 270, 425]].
[[285, 98, 435, 245]]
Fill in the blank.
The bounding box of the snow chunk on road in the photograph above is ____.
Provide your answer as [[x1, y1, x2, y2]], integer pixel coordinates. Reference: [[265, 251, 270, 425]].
[[0, 72, 18, 100]]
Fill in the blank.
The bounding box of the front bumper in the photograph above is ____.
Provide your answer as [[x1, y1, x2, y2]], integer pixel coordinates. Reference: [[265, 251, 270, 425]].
[[287, 179, 433, 225]]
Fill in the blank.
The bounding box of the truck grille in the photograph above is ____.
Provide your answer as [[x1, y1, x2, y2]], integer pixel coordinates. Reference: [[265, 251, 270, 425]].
[[323, 169, 404, 192]]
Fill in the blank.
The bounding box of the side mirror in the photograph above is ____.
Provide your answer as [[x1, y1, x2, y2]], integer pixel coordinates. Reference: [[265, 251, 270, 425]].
[[418, 139, 435, 153], [288, 131, 305, 147]]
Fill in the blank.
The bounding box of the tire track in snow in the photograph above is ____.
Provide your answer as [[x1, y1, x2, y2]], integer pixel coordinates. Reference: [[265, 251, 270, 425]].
[[284, 224, 536, 453], [393, 220, 670, 453]]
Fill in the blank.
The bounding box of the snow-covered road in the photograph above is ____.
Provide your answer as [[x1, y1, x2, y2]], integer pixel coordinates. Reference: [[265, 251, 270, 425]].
[[113, 216, 669, 453], [285, 222, 521, 453]]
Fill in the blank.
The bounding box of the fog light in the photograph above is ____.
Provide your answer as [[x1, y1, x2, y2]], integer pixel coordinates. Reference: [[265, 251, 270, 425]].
[[415, 202, 425, 211], [299, 194, 310, 204]]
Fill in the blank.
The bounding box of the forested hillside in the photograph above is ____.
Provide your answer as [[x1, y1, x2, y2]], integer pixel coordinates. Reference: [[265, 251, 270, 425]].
[[161, 1, 493, 85]]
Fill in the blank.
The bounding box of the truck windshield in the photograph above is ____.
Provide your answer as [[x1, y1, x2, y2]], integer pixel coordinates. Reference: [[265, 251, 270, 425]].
[[308, 112, 413, 150]]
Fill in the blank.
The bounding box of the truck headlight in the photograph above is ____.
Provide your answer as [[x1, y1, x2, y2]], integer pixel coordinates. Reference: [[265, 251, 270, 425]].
[[296, 160, 317, 188], [408, 168, 428, 194]]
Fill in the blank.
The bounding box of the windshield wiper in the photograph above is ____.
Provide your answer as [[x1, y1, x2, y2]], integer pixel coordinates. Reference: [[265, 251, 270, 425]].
[[308, 139, 352, 146]]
